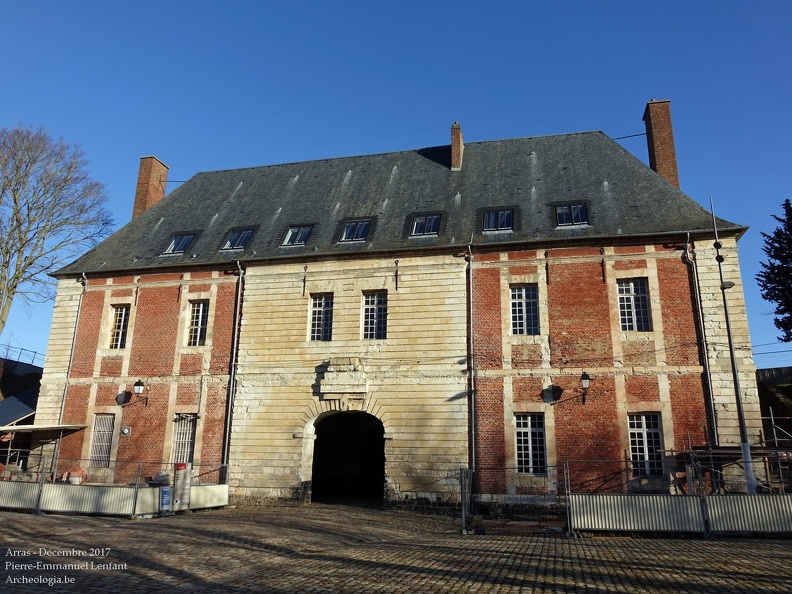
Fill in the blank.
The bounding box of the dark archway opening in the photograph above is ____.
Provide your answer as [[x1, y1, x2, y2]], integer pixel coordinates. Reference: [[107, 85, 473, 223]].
[[311, 412, 385, 505]]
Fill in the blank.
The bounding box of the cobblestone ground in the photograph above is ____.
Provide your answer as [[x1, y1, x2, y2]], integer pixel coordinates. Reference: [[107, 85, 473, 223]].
[[1, 505, 792, 593]]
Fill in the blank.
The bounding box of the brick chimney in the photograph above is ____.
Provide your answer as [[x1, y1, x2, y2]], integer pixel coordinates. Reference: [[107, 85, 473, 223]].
[[451, 122, 464, 171], [132, 156, 169, 219], [642, 99, 679, 188]]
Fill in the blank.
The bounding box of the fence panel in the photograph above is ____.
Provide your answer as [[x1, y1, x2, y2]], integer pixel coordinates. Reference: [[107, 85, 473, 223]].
[[707, 494, 792, 533], [569, 494, 705, 533]]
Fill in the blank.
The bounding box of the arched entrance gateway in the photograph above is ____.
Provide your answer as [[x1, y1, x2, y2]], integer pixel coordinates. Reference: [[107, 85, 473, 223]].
[[311, 412, 385, 504]]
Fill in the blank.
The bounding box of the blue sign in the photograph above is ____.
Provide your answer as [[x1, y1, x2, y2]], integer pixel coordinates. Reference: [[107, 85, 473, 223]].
[[160, 486, 172, 511]]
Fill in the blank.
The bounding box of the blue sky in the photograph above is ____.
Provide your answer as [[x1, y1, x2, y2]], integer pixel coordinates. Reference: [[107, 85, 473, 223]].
[[1, 2, 791, 368]]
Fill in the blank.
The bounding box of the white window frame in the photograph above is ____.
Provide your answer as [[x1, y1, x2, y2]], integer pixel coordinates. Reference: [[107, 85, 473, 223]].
[[340, 220, 371, 242], [363, 291, 387, 339], [282, 225, 313, 246], [173, 414, 197, 465], [410, 214, 441, 236], [222, 228, 254, 250], [187, 300, 210, 347], [555, 203, 589, 226], [483, 209, 513, 231], [109, 304, 131, 349], [511, 285, 540, 335], [516, 413, 547, 475], [628, 413, 664, 477], [89, 413, 115, 468], [163, 233, 195, 255], [618, 278, 652, 332], [310, 294, 333, 341]]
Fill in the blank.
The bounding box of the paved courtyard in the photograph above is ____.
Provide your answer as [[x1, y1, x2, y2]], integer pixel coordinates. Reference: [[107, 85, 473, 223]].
[[1, 504, 791, 593]]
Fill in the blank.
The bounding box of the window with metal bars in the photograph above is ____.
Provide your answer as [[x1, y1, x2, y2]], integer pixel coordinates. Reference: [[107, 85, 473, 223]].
[[310, 294, 333, 341], [516, 413, 546, 475], [173, 414, 197, 465], [109, 305, 130, 349], [617, 278, 652, 331], [89, 413, 115, 467], [511, 285, 540, 335], [363, 291, 387, 339], [188, 300, 209, 346], [628, 413, 664, 477]]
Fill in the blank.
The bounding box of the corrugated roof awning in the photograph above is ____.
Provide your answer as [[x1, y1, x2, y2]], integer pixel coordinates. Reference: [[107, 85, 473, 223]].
[[0, 424, 86, 442]]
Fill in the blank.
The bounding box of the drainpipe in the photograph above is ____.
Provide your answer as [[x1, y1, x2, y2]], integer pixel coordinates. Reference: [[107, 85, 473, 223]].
[[221, 261, 245, 482], [465, 245, 476, 471], [52, 273, 87, 477], [683, 236, 718, 447]]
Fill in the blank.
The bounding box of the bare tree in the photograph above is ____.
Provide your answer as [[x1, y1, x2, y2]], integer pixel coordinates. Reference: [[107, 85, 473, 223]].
[[0, 125, 114, 335]]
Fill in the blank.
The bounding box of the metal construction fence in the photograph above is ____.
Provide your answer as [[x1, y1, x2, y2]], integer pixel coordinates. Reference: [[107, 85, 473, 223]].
[[460, 455, 792, 536], [0, 452, 228, 517]]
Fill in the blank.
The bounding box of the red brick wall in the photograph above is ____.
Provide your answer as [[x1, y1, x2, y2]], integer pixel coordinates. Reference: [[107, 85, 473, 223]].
[[472, 266, 503, 370], [656, 256, 700, 366], [128, 285, 180, 377], [71, 291, 103, 378], [472, 244, 708, 490], [61, 272, 236, 467], [547, 259, 612, 368]]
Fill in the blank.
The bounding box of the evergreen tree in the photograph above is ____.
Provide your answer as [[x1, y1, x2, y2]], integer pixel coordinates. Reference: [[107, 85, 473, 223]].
[[757, 199, 792, 342]]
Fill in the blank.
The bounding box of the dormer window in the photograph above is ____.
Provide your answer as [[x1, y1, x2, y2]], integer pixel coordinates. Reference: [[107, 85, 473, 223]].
[[555, 204, 589, 226], [222, 228, 254, 250], [163, 233, 195, 255], [339, 220, 371, 242], [282, 225, 313, 246], [410, 214, 441, 236], [483, 209, 513, 232]]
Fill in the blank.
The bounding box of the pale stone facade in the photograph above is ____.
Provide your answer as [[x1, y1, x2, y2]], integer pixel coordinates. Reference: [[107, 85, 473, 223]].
[[228, 254, 469, 503], [694, 238, 762, 446]]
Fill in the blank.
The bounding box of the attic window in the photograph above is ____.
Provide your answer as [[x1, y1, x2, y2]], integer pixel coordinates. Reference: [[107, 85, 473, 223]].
[[410, 214, 441, 236], [163, 233, 195, 255], [555, 204, 589, 226], [282, 225, 313, 246], [339, 220, 371, 242], [483, 209, 513, 232], [222, 228, 254, 250]]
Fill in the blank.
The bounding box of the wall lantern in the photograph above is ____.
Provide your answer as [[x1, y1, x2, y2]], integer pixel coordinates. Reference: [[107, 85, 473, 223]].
[[580, 372, 591, 405], [117, 380, 148, 407]]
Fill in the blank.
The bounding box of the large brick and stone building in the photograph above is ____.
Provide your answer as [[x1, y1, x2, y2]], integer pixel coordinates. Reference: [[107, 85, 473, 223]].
[[34, 99, 761, 504]]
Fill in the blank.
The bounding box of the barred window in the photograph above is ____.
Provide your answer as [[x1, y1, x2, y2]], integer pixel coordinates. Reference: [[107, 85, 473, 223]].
[[511, 285, 540, 335], [188, 300, 209, 346], [110, 305, 130, 349], [173, 414, 197, 465], [629, 413, 664, 477], [516, 414, 546, 475], [618, 278, 652, 331], [89, 413, 115, 468], [363, 291, 387, 339], [310, 294, 334, 341]]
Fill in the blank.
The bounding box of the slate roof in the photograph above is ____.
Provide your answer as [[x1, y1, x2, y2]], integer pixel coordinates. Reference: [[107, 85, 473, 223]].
[[56, 131, 743, 277], [0, 387, 38, 426]]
